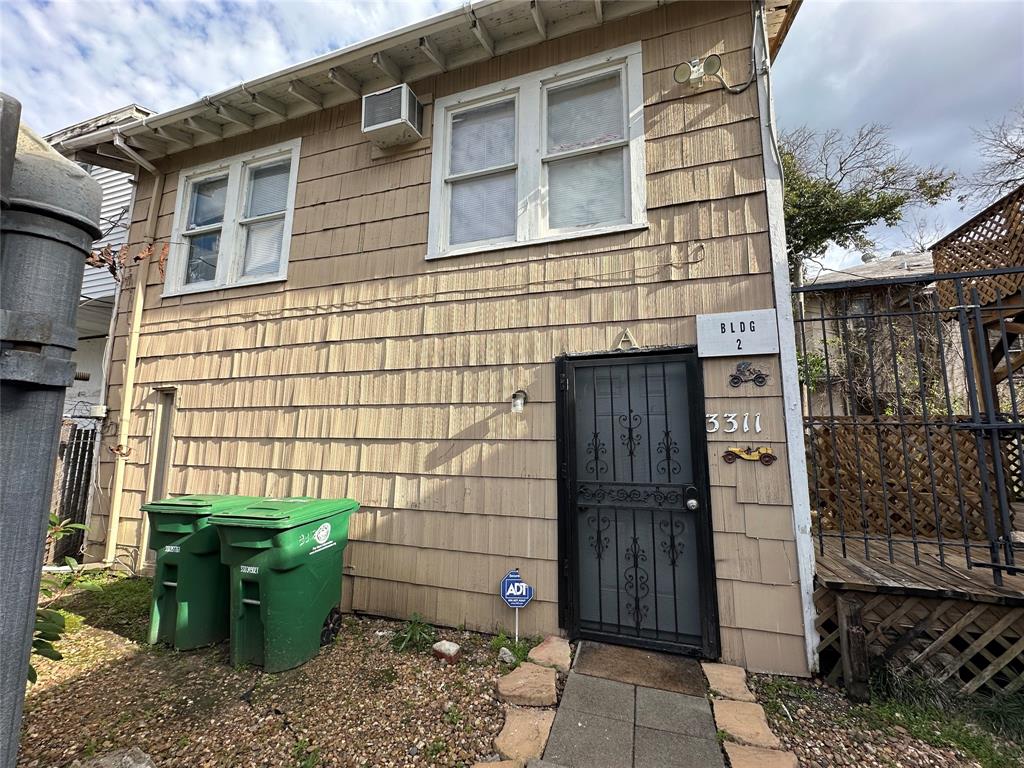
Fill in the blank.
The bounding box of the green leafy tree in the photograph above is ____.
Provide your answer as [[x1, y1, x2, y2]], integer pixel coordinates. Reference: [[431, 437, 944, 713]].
[[782, 124, 955, 280]]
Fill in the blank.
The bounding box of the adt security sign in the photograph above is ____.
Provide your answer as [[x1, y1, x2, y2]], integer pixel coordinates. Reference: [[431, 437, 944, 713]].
[[501, 569, 534, 609], [500, 569, 534, 642]]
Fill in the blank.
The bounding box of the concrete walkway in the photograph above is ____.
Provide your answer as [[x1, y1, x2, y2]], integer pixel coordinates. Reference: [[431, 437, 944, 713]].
[[534, 645, 724, 768]]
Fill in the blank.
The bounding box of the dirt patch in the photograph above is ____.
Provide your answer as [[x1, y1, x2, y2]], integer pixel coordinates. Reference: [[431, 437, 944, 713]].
[[21, 580, 506, 767]]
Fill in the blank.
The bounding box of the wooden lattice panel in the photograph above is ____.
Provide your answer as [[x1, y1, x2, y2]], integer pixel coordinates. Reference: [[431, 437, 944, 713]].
[[933, 186, 1024, 309], [807, 417, 1015, 540], [814, 584, 1024, 696]]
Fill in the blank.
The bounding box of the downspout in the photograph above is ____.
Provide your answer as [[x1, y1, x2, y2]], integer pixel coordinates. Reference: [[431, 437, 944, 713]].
[[103, 168, 165, 565], [752, 0, 819, 674]]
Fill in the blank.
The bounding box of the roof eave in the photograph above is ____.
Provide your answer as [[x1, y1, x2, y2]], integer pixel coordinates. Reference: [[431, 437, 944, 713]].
[[56, 0, 802, 171]]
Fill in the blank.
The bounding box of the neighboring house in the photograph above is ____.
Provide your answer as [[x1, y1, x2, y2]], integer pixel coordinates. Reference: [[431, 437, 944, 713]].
[[46, 104, 155, 416], [799, 251, 947, 417], [55, 0, 813, 675]]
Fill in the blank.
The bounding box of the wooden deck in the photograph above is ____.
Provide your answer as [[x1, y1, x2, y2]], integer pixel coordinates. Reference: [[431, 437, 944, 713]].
[[814, 537, 1024, 606]]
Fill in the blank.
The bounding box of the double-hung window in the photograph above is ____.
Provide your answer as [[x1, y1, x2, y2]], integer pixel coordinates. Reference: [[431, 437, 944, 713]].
[[428, 43, 645, 259], [167, 138, 300, 295]]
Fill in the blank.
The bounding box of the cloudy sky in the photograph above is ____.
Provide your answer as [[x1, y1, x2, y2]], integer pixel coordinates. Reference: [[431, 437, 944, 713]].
[[2, 0, 1021, 269]]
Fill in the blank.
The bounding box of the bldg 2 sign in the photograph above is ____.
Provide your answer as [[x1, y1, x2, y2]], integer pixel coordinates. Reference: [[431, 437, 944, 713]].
[[696, 309, 779, 357]]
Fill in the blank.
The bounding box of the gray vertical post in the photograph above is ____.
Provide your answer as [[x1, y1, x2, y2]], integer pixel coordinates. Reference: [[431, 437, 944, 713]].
[[0, 93, 102, 766]]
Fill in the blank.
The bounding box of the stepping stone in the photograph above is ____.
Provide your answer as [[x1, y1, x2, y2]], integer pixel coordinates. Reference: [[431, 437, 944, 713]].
[[701, 662, 756, 702], [528, 636, 572, 673], [495, 706, 556, 762], [712, 700, 781, 749], [497, 662, 557, 706], [471, 762, 523, 768], [724, 743, 799, 768]]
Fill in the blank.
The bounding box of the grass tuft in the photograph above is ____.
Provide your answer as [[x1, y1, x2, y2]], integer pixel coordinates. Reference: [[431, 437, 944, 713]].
[[488, 630, 539, 667]]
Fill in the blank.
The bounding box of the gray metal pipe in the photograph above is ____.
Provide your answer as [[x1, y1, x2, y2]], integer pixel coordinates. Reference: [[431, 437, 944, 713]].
[[0, 93, 102, 766]]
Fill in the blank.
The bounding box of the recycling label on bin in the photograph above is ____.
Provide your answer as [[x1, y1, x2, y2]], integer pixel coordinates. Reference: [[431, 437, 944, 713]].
[[500, 569, 534, 609], [308, 522, 335, 555], [164, 545, 180, 553]]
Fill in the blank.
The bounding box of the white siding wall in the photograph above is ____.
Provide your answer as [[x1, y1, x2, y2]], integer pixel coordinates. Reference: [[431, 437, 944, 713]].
[[81, 166, 135, 300]]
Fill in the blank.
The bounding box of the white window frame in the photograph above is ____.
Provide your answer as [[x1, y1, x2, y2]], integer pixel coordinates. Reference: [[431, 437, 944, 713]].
[[427, 42, 647, 260], [165, 137, 301, 296]]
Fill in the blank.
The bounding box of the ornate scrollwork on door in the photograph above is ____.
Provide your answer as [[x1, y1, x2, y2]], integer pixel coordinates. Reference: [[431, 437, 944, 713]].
[[658, 516, 686, 567], [623, 535, 650, 628], [618, 410, 642, 458], [586, 514, 611, 560], [577, 484, 685, 508], [656, 429, 681, 479], [584, 431, 608, 476]]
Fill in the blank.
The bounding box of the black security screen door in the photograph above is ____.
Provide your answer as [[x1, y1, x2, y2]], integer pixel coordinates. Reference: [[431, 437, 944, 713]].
[[557, 350, 719, 658]]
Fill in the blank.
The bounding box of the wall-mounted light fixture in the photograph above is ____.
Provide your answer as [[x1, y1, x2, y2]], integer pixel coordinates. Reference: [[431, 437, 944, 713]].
[[511, 390, 528, 414], [673, 54, 721, 89]]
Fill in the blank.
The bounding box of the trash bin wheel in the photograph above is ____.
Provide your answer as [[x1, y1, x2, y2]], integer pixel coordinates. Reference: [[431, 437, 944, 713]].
[[320, 606, 343, 646]]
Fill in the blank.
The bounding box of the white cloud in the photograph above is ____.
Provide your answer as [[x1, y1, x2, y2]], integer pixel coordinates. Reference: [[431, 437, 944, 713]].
[[1, 0, 462, 135]]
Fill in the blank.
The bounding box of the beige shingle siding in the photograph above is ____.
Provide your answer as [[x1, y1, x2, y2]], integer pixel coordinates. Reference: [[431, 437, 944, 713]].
[[87, 1, 809, 674]]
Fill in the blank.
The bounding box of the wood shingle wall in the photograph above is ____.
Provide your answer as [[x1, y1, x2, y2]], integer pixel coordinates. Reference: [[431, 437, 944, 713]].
[[86, 1, 809, 675]]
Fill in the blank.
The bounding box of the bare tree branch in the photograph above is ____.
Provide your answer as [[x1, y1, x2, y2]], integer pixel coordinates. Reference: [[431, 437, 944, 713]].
[[960, 102, 1024, 204]]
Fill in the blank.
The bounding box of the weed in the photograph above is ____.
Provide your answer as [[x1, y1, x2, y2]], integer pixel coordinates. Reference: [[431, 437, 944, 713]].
[[756, 676, 815, 718], [443, 707, 463, 726], [489, 630, 539, 667], [365, 665, 398, 690], [851, 665, 1024, 768], [424, 738, 446, 759], [391, 613, 436, 653], [715, 729, 730, 744], [291, 739, 321, 768]]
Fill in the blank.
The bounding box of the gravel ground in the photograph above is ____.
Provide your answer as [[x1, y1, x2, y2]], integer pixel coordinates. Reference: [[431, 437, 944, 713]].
[[749, 674, 1021, 768], [20, 582, 506, 768]]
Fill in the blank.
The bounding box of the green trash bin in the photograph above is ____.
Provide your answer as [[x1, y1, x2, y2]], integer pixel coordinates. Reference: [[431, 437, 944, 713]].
[[209, 497, 359, 672], [144, 494, 260, 650]]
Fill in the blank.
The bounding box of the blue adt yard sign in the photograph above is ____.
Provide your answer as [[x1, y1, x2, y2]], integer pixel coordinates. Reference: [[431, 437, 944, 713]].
[[501, 569, 534, 608], [500, 569, 533, 642]]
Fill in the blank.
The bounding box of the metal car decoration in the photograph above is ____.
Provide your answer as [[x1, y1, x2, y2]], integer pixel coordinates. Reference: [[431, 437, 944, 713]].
[[728, 361, 769, 388], [722, 446, 777, 465]]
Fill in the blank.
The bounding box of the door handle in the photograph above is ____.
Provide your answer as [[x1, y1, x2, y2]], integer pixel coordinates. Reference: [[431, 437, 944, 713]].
[[686, 499, 699, 511]]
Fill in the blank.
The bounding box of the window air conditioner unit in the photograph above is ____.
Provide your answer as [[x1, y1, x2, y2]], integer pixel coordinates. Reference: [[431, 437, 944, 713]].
[[361, 84, 423, 149]]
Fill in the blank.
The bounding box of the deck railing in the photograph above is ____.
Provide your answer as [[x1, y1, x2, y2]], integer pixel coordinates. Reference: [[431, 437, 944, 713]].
[[794, 267, 1024, 586]]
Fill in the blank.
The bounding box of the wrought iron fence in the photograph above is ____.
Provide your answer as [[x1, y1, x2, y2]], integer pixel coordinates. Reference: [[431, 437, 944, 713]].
[[794, 267, 1024, 586], [49, 419, 99, 564]]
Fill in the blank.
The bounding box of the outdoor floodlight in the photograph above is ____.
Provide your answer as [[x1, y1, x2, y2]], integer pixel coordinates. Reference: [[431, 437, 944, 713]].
[[674, 54, 723, 88], [511, 390, 528, 414]]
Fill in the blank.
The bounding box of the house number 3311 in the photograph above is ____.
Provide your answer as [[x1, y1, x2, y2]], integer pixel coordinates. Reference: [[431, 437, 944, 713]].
[[706, 413, 762, 434]]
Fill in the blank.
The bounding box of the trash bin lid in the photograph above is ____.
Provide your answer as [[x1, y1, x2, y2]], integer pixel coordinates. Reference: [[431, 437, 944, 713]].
[[208, 497, 359, 529], [142, 494, 262, 515]]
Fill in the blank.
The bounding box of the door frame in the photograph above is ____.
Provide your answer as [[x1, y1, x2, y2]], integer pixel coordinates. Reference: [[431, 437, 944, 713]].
[[555, 346, 720, 658]]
